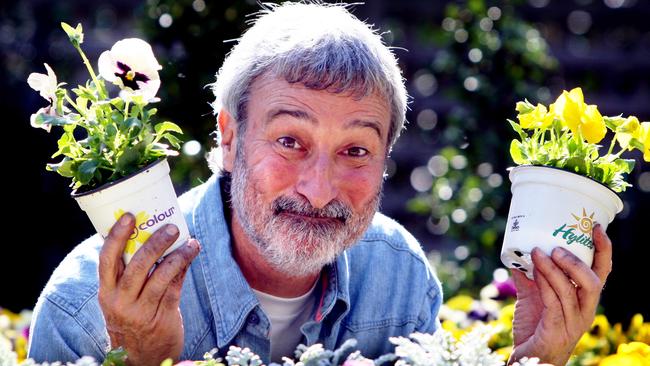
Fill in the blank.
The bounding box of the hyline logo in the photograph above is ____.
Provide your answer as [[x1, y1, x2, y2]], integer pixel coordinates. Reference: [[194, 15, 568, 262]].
[[114, 207, 176, 254], [552, 208, 595, 249]]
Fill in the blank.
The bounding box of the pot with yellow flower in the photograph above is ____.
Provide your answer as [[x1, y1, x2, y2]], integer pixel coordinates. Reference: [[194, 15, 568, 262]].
[[27, 23, 189, 264], [501, 87, 649, 279]]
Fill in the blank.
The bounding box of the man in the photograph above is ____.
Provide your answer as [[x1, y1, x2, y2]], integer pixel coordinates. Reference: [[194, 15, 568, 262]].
[[28, 3, 612, 366]]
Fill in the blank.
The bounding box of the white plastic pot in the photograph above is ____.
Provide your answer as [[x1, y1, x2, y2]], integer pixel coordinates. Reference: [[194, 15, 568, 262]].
[[501, 165, 623, 280], [72, 158, 190, 264]]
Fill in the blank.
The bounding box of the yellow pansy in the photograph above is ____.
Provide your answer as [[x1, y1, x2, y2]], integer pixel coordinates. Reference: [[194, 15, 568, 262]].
[[517, 103, 554, 130], [591, 314, 611, 338], [581, 104, 607, 144], [574, 333, 599, 355], [600, 353, 648, 366], [636, 121, 650, 162], [445, 295, 474, 312], [635, 323, 650, 344], [618, 342, 650, 358], [551, 87, 606, 143], [628, 314, 645, 339], [617, 116, 641, 151], [494, 346, 513, 361]]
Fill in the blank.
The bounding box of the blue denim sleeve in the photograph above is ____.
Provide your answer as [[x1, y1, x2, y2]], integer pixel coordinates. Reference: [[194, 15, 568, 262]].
[[416, 280, 443, 334], [27, 296, 106, 363]]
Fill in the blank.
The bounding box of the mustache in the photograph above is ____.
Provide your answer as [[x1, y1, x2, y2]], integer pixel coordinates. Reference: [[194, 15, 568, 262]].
[[272, 195, 352, 223]]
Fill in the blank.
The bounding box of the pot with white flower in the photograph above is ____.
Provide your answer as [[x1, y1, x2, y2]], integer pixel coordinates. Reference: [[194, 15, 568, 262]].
[[28, 23, 190, 264], [501, 87, 649, 279]]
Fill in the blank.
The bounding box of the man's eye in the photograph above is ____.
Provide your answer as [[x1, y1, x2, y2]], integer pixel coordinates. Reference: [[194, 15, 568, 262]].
[[277, 136, 302, 150], [344, 147, 369, 157]]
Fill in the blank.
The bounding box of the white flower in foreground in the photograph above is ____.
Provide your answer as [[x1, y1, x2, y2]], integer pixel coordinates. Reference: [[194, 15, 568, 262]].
[[27, 63, 59, 132], [98, 38, 162, 101]]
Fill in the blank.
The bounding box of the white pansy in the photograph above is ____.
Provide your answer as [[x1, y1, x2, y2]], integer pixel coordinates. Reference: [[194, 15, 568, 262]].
[[98, 38, 162, 102], [27, 63, 61, 132], [27, 63, 58, 101]]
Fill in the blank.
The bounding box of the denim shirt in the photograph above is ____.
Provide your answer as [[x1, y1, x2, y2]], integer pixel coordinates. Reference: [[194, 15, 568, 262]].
[[27, 174, 443, 363]]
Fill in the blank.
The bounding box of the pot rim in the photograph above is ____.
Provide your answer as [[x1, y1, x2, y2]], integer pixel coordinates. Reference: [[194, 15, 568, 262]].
[[70, 158, 167, 198], [508, 164, 621, 196]]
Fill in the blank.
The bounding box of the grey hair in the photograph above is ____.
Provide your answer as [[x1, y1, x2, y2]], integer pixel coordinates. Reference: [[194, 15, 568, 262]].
[[207, 1, 408, 173]]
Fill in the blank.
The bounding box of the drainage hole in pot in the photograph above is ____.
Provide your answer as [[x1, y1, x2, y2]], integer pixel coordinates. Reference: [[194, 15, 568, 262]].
[[514, 250, 523, 257], [512, 262, 522, 268]]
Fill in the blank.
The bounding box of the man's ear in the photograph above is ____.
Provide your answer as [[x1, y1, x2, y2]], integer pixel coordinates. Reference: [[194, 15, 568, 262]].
[[218, 108, 237, 172]]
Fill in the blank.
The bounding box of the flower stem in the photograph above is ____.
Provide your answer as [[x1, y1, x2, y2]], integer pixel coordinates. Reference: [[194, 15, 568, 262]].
[[64, 94, 86, 118], [607, 135, 617, 156], [74, 44, 107, 100]]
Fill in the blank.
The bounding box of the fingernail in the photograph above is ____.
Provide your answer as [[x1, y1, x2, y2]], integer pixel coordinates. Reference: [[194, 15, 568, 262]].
[[552, 247, 568, 258], [166, 224, 178, 236], [120, 213, 132, 226]]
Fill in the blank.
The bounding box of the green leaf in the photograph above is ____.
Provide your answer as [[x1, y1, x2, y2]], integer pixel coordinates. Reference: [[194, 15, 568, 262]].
[[102, 347, 128, 366], [46, 158, 76, 178], [35, 113, 73, 128], [507, 119, 527, 140], [154, 121, 183, 135], [509, 140, 527, 164], [162, 133, 182, 149], [115, 147, 141, 175], [614, 159, 635, 174], [77, 159, 100, 185], [120, 117, 142, 133]]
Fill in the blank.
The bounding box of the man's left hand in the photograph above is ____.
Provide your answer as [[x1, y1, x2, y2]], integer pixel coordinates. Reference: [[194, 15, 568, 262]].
[[508, 223, 612, 366]]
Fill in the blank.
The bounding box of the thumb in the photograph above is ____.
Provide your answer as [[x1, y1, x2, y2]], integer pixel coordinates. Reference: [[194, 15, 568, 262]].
[[511, 269, 536, 294]]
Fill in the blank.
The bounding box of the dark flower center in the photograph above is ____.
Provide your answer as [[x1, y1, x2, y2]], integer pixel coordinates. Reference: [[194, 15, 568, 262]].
[[115, 61, 150, 90]]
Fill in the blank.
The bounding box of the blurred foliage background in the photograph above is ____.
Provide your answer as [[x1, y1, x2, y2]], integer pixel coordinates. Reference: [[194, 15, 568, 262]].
[[1, 0, 648, 325]]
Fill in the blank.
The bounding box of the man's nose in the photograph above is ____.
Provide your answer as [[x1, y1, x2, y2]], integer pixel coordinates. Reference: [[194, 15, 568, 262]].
[[296, 153, 338, 209]]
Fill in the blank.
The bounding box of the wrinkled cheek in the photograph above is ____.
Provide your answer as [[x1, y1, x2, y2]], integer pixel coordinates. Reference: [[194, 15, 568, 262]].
[[247, 157, 299, 201], [339, 169, 383, 210]]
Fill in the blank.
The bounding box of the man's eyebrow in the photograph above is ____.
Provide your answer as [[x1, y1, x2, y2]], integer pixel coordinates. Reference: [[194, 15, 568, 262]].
[[345, 119, 383, 139], [267, 108, 383, 140], [267, 108, 316, 125]]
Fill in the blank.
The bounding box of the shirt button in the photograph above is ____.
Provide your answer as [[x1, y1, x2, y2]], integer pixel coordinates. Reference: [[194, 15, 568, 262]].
[[249, 313, 260, 325]]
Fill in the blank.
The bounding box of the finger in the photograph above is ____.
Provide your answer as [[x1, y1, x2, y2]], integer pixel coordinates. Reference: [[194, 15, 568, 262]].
[[532, 247, 579, 325], [99, 213, 133, 292], [591, 223, 613, 284], [159, 243, 200, 312], [550, 247, 602, 315], [533, 265, 561, 312], [139, 239, 200, 307], [118, 223, 181, 299]]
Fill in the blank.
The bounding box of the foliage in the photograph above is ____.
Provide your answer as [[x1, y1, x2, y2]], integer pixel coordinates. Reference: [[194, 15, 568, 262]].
[[27, 23, 183, 192], [509, 87, 649, 192], [406, 0, 558, 297], [4, 276, 649, 366]]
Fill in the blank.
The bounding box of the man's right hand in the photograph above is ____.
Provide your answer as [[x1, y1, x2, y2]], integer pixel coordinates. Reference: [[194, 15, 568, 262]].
[[98, 212, 201, 366]]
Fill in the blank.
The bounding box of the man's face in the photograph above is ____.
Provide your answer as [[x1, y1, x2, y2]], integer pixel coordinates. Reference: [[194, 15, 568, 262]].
[[227, 74, 391, 277]]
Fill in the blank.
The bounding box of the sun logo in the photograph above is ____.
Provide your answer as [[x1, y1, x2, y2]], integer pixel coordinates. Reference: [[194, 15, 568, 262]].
[[113, 209, 152, 255], [568, 208, 595, 235]]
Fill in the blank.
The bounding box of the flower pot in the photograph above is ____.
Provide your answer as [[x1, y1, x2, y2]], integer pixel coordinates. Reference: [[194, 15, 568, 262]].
[[501, 165, 623, 280], [71, 158, 190, 264]]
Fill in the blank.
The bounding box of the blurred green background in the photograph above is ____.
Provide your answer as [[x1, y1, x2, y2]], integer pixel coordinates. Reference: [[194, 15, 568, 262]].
[[1, 0, 648, 324]]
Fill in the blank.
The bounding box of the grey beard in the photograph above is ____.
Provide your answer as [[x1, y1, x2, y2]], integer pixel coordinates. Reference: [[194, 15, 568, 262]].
[[229, 149, 381, 277]]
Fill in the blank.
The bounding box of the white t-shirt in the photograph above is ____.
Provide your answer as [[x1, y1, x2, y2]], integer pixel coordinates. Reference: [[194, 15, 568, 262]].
[[252, 280, 318, 362]]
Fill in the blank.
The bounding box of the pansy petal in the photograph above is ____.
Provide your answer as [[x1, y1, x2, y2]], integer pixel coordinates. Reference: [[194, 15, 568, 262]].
[[98, 50, 118, 82], [30, 108, 53, 133], [109, 38, 162, 73], [136, 78, 161, 101], [27, 63, 58, 101]]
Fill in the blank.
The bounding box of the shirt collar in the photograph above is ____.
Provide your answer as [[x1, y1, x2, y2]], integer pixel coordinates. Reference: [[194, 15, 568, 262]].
[[190, 173, 351, 346]]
